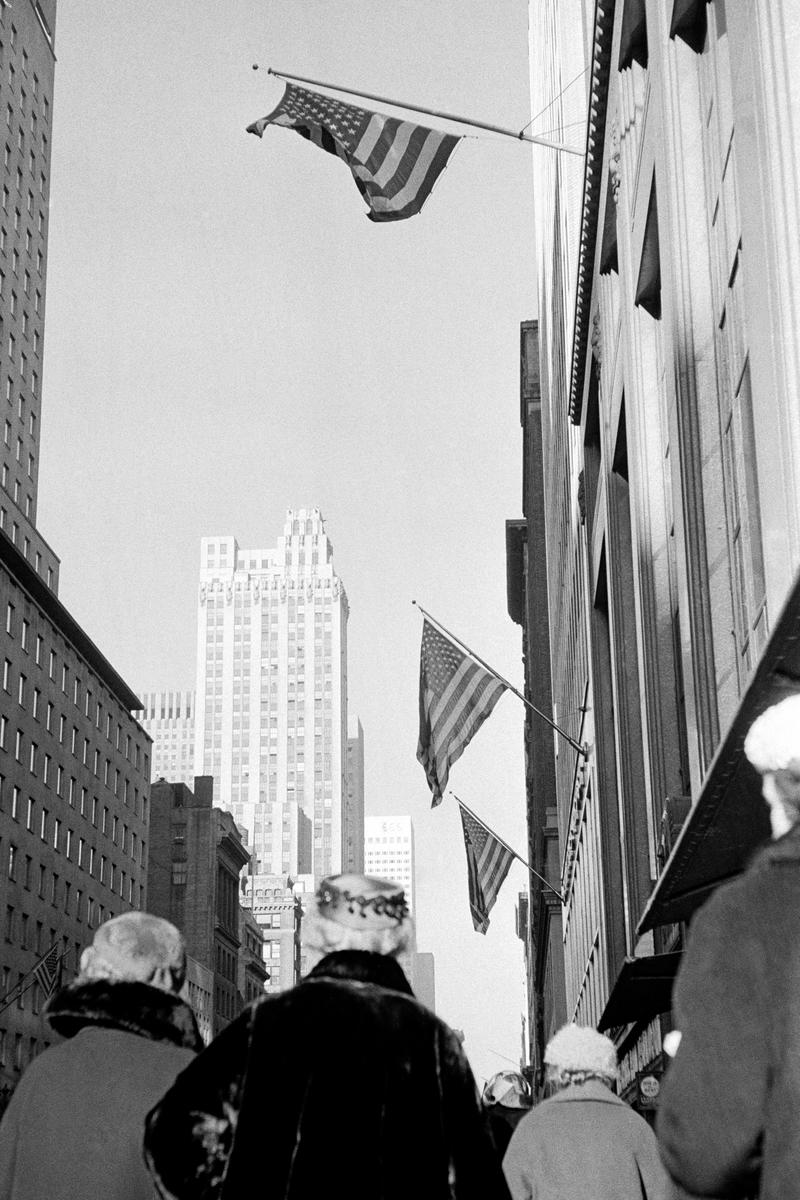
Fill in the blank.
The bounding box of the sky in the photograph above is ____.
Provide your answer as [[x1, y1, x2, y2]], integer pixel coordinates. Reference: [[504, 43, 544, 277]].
[[34, 1, 554, 1083]]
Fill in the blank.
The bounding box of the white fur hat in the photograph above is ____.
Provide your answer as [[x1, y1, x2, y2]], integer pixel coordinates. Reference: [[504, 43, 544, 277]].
[[544, 1023, 617, 1077], [744, 695, 800, 775]]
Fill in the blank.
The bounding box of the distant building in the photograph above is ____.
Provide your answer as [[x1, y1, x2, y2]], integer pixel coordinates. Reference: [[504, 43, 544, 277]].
[[193, 509, 350, 884], [343, 715, 365, 873], [147, 777, 249, 1037], [243, 874, 304, 993], [135, 690, 195, 786], [185, 955, 213, 1046], [364, 815, 414, 912], [237, 905, 268, 1008], [408, 951, 436, 1011]]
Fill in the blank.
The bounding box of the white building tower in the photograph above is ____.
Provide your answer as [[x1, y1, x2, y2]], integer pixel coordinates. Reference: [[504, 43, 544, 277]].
[[194, 508, 349, 883]]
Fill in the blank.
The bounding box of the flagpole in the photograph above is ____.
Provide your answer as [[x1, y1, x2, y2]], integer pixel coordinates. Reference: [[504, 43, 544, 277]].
[[453, 793, 566, 903], [413, 601, 587, 758], [267, 68, 584, 157]]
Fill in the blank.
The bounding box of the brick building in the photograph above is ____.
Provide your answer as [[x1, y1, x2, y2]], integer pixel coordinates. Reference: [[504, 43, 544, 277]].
[[147, 777, 249, 1037]]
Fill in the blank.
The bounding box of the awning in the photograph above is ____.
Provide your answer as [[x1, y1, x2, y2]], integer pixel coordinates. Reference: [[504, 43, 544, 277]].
[[637, 570, 800, 934], [598, 953, 682, 1031]]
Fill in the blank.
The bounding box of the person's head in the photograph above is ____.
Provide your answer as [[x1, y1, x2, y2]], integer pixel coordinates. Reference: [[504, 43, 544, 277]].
[[482, 1070, 531, 1109], [301, 873, 413, 969], [78, 912, 186, 994], [543, 1023, 617, 1093], [744, 695, 800, 839]]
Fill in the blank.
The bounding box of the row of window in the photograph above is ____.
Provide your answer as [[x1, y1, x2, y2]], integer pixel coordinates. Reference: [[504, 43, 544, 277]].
[[1, 774, 145, 861]]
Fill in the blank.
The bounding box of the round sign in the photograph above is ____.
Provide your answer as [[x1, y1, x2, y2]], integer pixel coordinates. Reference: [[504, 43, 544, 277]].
[[639, 1074, 660, 1100]]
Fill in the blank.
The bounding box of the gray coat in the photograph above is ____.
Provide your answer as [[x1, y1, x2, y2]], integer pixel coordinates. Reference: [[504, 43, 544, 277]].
[[658, 823, 800, 1199], [503, 1079, 668, 1200]]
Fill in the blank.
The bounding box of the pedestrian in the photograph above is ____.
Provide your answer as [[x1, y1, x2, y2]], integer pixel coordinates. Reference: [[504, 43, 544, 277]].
[[503, 1023, 668, 1200], [144, 872, 510, 1200], [482, 1070, 532, 1156], [657, 692, 800, 1199], [0, 911, 202, 1200]]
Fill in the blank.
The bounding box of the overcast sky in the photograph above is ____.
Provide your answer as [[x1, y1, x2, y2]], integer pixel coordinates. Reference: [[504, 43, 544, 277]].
[[35, 1, 558, 1083]]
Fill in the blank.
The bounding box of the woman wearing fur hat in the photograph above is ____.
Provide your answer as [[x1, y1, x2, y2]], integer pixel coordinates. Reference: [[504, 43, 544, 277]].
[[657, 693, 800, 1200], [0, 912, 202, 1200], [144, 873, 510, 1200], [503, 1023, 668, 1200]]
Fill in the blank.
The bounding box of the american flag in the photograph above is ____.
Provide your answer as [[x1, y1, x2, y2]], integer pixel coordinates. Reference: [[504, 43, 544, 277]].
[[417, 620, 507, 806], [33, 942, 62, 1000], [247, 83, 460, 222], [458, 803, 515, 934]]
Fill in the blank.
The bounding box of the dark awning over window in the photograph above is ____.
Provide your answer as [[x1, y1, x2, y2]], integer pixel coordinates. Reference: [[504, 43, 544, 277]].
[[598, 953, 682, 1031], [637, 570, 800, 935]]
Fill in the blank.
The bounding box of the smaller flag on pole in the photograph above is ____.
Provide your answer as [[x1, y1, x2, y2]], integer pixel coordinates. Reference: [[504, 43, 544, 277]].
[[458, 803, 515, 934], [247, 82, 460, 222], [417, 619, 507, 806], [33, 942, 62, 1000]]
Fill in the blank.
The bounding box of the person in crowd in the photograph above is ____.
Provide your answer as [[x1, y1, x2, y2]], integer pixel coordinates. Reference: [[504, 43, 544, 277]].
[[503, 1023, 668, 1200], [145, 872, 510, 1200], [0, 911, 202, 1200], [482, 1070, 532, 1156], [657, 692, 800, 1199]]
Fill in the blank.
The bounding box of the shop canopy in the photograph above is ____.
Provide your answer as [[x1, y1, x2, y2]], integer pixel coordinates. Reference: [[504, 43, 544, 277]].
[[637, 570, 800, 935], [598, 952, 682, 1032]]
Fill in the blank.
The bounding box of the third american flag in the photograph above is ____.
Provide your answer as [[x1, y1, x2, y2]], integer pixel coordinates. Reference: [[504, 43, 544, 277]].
[[33, 941, 62, 1000], [247, 82, 460, 222], [417, 619, 507, 806], [458, 803, 515, 934]]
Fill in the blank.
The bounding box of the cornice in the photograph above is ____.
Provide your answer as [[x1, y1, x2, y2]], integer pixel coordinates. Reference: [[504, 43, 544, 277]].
[[569, 0, 616, 424]]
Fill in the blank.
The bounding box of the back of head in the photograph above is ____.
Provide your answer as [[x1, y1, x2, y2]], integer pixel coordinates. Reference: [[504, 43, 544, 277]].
[[302, 873, 413, 968], [79, 912, 186, 994], [544, 1023, 617, 1091], [744, 695, 800, 824]]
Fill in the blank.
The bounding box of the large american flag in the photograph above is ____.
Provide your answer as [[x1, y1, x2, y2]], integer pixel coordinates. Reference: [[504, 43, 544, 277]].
[[458, 803, 515, 934], [417, 619, 507, 806], [247, 83, 460, 222], [33, 942, 62, 1000]]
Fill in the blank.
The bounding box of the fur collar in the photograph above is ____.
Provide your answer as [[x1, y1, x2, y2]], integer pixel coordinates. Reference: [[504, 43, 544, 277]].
[[45, 979, 203, 1052], [307, 950, 415, 996]]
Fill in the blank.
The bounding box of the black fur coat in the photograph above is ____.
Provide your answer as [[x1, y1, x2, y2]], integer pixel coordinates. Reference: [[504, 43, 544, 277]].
[[145, 951, 510, 1200]]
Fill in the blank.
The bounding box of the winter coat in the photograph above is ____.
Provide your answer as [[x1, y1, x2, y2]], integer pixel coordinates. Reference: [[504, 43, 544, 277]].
[[0, 978, 201, 1200], [484, 1103, 530, 1158], [144, 949, 511, 1200], [657, 821, 800, 1199], [503, 1079, 669, 1200]]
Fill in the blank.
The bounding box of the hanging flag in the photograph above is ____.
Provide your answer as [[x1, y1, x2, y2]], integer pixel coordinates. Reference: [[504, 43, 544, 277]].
[[33, 942, 63, 1000], [247, 82, 460, 222], [417, 619, 507, 806], [458, 803, 515, 934]]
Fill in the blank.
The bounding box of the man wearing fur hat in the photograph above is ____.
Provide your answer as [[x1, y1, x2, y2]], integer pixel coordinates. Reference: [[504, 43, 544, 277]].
[[503, 1023, 668, 1200], [658, 693, 800, 1200], [144, 873, 510, 1200], [0, 911, 202, 1200]]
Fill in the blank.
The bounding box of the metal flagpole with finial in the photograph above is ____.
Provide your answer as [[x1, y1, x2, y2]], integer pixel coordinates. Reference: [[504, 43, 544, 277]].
[[253, 66, 585, 157]]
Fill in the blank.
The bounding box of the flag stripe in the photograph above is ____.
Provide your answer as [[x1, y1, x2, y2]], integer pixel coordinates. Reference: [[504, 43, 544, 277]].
[[458, 803, 515, 933], [249, 83, 459, 222]]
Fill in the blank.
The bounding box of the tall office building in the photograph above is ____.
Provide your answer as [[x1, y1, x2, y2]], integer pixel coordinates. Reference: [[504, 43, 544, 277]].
[[343, 714, 364, 874], [136, 689, 195, 786], [194, 508, 352, 883], [364, 815, 415, 913], [0, 0, 153, 1105]]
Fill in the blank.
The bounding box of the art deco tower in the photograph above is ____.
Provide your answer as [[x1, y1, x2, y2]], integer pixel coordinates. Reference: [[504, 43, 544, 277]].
[[193, 508, 351, 881]]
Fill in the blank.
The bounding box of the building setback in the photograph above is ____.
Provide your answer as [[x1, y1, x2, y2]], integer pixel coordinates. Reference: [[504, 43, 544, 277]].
[[136, 689, 195, 787], [147, 777, 249, 1037], [515, 0, 800, 1108]]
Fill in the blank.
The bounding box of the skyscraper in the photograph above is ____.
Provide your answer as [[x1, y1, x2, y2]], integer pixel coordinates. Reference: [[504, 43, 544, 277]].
[[136, 689, 195, 786], [0, 0, 154, 1102], [343, 714, 364, 874], [193, 508, 352, 882], [364, 815, 415, 913]]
